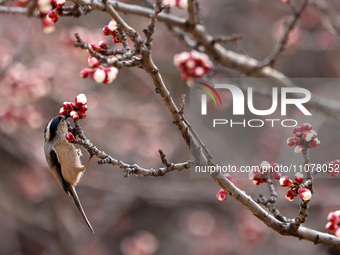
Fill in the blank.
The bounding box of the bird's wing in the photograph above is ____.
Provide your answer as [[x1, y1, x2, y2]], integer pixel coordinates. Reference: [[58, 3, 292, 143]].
[[50, 149, 70, 195], [50, 149, 94, 233]]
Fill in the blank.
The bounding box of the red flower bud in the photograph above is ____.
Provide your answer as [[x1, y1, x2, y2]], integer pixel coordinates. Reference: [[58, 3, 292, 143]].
[[88, 56, 99, 68], [298, 188, 312, 201], [301, 123, 313, 132], [80, 68, 94, 78], [308, 138, 320, 148], [59, 107, 67, 116], [108, 19, 118, 31], [328, 211, 340, 224], [98, 40, 108, 49], [42, 16, 55, 34], [65, 132, 75, 142], [329, 160, 340, 177], [302, 130, 317, 142], [75, 93, 87, 108], [63, 101, 74, 111], [112, 30, 122, 43], [294, 145, 305, 153], [326, 211, 340, 235], [90, 43, 100, 52], [70, 110, 79, 120], [249, 170, 267, 185], [279, 176, 293, 187], [332, 159, 340, 166], [92, 68, 106, 83], [270, 171, 281, 180], [216, 189, 227, 201], [285, 189, 298, 201], [287, 137, 301, 146], [176, 0, 188, 9], [293, 126, 301, 135], [174, 50, 212, 81], [47, 9, 59, 23], [294, 131, 302, 137], [103, 67, 119, 84], [54, 0, 65, 8], [77, 105, 88, 115], [325, 222, 338, 232], [294, 172, 304, 184], [79, 112, 87, 119], [102, 26, 112, 36]]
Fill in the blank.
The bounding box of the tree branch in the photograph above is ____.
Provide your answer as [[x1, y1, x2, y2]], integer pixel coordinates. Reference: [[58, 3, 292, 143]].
[[71, 120, 192, 177], [187, 0, 198, 26], [261, 0, 309, 67], [213, 172, 340, 248]]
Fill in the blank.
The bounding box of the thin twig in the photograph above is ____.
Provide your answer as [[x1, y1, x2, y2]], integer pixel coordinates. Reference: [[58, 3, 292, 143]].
[[143, 0, 165, 51], [74, 33, 141, 67], [261, 0, 309, 67], [158, 149, 171, 168], [291, 148, 312, 230], [303, 148, 314, 190], [187, 0, 198, 26], [179, 94, 186, 114], [291, 201, 309, 231], [211, 34, 245, 44], [256, 193, 288, 222]]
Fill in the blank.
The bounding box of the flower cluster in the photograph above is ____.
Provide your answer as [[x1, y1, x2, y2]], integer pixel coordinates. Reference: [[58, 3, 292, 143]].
[[173, 50, 213, 81], [327, 159, 340, 177], [59, 93, 88, 120], [326, 211, 340, 237], [36, 0, 66, 33], [162, 0, 188, 9], [286, 123, 320, 153], [216, 174, 231, 201], [80, 56, 119, 84], [279, 173, 312, 201], [248, 161, 281, 185], [90, 41, 109, 54], [102, 19, 122, 43]]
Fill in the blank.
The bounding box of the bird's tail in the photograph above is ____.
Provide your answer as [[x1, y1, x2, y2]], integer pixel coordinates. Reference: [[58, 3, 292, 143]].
[[69, 186, 95, 234]]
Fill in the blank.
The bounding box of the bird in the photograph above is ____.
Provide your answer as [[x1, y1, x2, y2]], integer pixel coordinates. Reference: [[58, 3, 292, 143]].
[[44, 115, 94, 233]]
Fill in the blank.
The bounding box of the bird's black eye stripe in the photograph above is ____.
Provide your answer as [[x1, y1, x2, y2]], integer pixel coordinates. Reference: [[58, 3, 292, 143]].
[[48, 116, 63, 141]]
